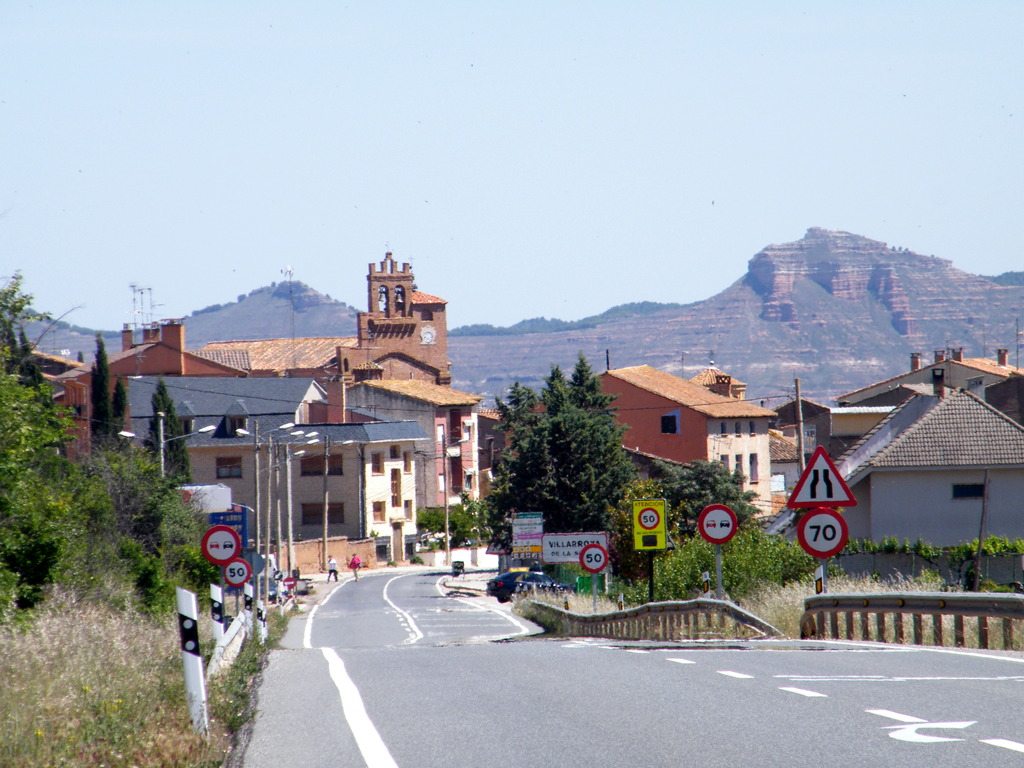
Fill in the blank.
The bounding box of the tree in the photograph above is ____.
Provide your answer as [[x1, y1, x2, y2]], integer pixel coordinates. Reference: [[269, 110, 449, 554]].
[[490, 354, 635, 539], [653, 459, 760, 534], [111, 377, 127, 436], [147, 378, 190, 481], [90, 334, 113, 446], [0, 273, 46, 387], [417, 496, 485, 549]]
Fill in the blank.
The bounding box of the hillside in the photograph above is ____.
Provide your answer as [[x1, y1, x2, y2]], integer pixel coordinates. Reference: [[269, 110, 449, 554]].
[[28, 228, 1024, 406]]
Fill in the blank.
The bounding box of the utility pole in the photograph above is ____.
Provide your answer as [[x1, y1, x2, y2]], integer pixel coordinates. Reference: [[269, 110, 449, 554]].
[[322, 435, 331, 571], [157, 411, 166, 477], [795, 378, 806, 473]]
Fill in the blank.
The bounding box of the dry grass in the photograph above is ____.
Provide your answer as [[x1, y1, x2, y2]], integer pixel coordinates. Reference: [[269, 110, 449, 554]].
[[0, 591, 231, 768]]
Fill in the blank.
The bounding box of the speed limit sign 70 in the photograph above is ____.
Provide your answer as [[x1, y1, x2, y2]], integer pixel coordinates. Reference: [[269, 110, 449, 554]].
[[224, 558, 252, 587], [796, 507, 849, 558], [579, 543, 609, 574]]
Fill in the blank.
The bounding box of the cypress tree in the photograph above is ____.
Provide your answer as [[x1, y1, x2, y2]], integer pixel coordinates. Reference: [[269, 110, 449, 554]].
[[90, 334, 113, 446], [148, 378, 190, 481]]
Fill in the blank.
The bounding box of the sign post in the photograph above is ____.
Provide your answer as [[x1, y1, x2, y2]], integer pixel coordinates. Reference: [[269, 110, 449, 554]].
[[697, 504, 738, 599], [579, 542, 609, 613], [796, 507, 849, 593], [632, 500, 668, 603]]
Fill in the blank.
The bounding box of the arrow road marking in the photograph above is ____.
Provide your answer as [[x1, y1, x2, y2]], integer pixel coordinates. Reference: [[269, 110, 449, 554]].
[[867, 709, 976, 743]]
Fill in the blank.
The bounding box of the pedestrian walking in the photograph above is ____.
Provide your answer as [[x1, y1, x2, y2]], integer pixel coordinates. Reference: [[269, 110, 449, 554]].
[[327, 556, 339, 581], [348, 554, 362, 581]]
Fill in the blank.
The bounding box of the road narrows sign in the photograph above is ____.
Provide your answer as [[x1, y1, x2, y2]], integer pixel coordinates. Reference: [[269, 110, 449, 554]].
[[698, 504, 738, 545], [796, 507, 849, 559], [788, 446, 857, 508]]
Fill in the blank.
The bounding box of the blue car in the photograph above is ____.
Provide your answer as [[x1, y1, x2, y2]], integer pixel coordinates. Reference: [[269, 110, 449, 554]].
[[486, 570, 570, 603]]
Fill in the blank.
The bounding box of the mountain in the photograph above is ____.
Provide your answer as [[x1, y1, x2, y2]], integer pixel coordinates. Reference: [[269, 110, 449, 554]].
[[28, 229, 1024, 407], [446, 228, 1024, 405]]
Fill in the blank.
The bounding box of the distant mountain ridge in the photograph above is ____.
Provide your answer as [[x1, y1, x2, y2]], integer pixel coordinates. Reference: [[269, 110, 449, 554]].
[[27, 228, 1024, 407]]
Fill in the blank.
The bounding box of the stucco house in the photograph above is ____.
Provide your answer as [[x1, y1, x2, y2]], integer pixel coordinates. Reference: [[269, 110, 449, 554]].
[[125, 376, 425, 562], [837, 389, 1024, 546], [346, 379, 482, 510], [601, 365, 776, 513]]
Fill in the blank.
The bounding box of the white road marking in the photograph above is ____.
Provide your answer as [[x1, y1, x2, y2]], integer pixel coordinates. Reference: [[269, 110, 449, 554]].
[[717, 670, 754, 679], [304, 579, 347, 649], [322, 648, 399, 768], [981, 738, 1024, 752], [667, 658, 696, 665], [383, 575, 423, 644], [884, 721, 976, 743], [866, 709, 926, 723], [781, 674, 1024, 683], [433, 575, 534, 636], [779, 687, 827, 698], [627, 649, 650, 654]]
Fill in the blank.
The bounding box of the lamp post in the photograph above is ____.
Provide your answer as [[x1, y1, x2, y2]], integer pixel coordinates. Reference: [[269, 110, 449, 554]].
[[118, 420, 214, 478], [253, 422, 294, 605]]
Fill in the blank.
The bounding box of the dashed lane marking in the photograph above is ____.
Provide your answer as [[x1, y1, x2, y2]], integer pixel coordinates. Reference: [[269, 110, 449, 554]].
[[779, 687, 827, 698], [981, 739, 1024, 753], [717, 670, 754, 679]]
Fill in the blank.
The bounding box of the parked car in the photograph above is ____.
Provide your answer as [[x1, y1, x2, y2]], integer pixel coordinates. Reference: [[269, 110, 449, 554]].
[[486, 570, 570, 603]]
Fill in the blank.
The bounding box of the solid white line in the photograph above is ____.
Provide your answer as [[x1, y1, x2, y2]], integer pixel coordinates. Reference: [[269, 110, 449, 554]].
[[304, 579, 347, 649], [627, 649, 650, 654], [667, 658, 696, 665], [322, 648, 399, 768], [779, 687, 828, 698], [981, 738, 1024, 753], [383, 575, 423, 644], [717, 670, 754, 679], [865, 709, 926, 723]]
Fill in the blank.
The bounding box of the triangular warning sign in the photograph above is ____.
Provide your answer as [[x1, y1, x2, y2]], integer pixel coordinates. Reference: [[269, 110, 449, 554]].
[[788, 445, 857, 508]]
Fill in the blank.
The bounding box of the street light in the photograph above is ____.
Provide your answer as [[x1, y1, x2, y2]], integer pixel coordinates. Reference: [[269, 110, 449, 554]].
[[118, 420, 214, 477]]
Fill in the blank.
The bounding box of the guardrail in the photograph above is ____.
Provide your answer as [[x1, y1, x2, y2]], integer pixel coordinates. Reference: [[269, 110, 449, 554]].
[[524, 599, 782, 641], [801, 592, 1024, 650]]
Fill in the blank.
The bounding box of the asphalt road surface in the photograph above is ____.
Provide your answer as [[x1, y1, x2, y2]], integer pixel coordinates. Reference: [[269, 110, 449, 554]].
[[236, 570, 1024, 767]]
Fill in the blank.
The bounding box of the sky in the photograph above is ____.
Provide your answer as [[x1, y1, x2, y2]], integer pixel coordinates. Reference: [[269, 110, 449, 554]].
[[2, 2, 1022, 334]]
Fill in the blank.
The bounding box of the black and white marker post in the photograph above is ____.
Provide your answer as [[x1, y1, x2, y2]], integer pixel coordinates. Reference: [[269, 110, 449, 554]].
[[210, 583, 225, 643], [176, 587, 209, 735], [243, 582, 254, 632]]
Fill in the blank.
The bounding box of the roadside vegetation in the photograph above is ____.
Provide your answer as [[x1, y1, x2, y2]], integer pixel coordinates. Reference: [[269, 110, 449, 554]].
[[0, 275, 283, 767]]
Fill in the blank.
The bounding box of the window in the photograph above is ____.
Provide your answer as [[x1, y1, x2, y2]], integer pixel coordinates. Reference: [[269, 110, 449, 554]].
[[227, 415, 246, 436], [394, 285, 406, 313], [661, 413, 678, 434], [389, 444, 401, 460], [720, 454, 729, 469], [720, 422, 727, 435], [952, 484, 985, 499], [301, 503, 344, 525], [216, 457, 243, 479], [391, 468, 402, 507], [404, 500, 413, 520], [421, 309, 434, 321], [734, 422, 742, 437], [403, 451, 412, 473], [734, 454, 743, 475], [749, 421, 756, 436], [749, 453, 759, 483], [371, 452, 384, 475], [372, 501, 386, 522], [300, 454, 344, 476], [180, 418, 194, 434]]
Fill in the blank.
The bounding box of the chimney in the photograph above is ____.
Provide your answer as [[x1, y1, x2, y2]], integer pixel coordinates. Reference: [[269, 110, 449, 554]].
[[932, 367, 946, 399], [160, 319, 185, 352], [910, 352, 921, 371], [121, 324, 134, 351], [953, 347, 964, 362], [142, 323, 159, 343], [934, 349, 946, 364], [998, 348, 1009, 366]]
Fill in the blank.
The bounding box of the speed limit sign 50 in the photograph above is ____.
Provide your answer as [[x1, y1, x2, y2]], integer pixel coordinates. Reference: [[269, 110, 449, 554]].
[[223, 558, 252, 587], [796, 507, 849, 559], [579, 543, 609, 574]]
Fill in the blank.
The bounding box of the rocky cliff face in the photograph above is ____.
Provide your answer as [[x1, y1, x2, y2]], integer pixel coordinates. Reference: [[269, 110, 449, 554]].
[[448, 228, 1024, 405]]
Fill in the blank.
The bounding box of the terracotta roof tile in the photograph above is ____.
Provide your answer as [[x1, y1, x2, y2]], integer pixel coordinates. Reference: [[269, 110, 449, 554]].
[[411, 290, 447, 305], [198, 337, 358, 372], [356, 379, 481, 407], [690, 366, 745, 387], [770, 432, 799, 462], [606, 365, 774, 418]]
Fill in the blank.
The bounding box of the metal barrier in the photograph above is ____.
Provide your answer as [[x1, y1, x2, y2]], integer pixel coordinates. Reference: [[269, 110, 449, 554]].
[[801, 592, 1024, 650], [525, 599, 782, 641]]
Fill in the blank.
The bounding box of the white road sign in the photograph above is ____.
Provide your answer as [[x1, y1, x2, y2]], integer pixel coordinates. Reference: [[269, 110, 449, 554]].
[[788, 446, 857, 508], [579, 543, 609, 574], [542, 532, 609, 563]]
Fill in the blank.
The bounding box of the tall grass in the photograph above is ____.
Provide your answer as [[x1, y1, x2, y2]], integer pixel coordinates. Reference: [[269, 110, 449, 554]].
[[0, 587, 291, 768]]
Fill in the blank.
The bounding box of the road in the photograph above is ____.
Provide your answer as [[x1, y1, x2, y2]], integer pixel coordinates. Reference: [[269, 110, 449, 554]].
[[236, 569, 1024, 767]]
